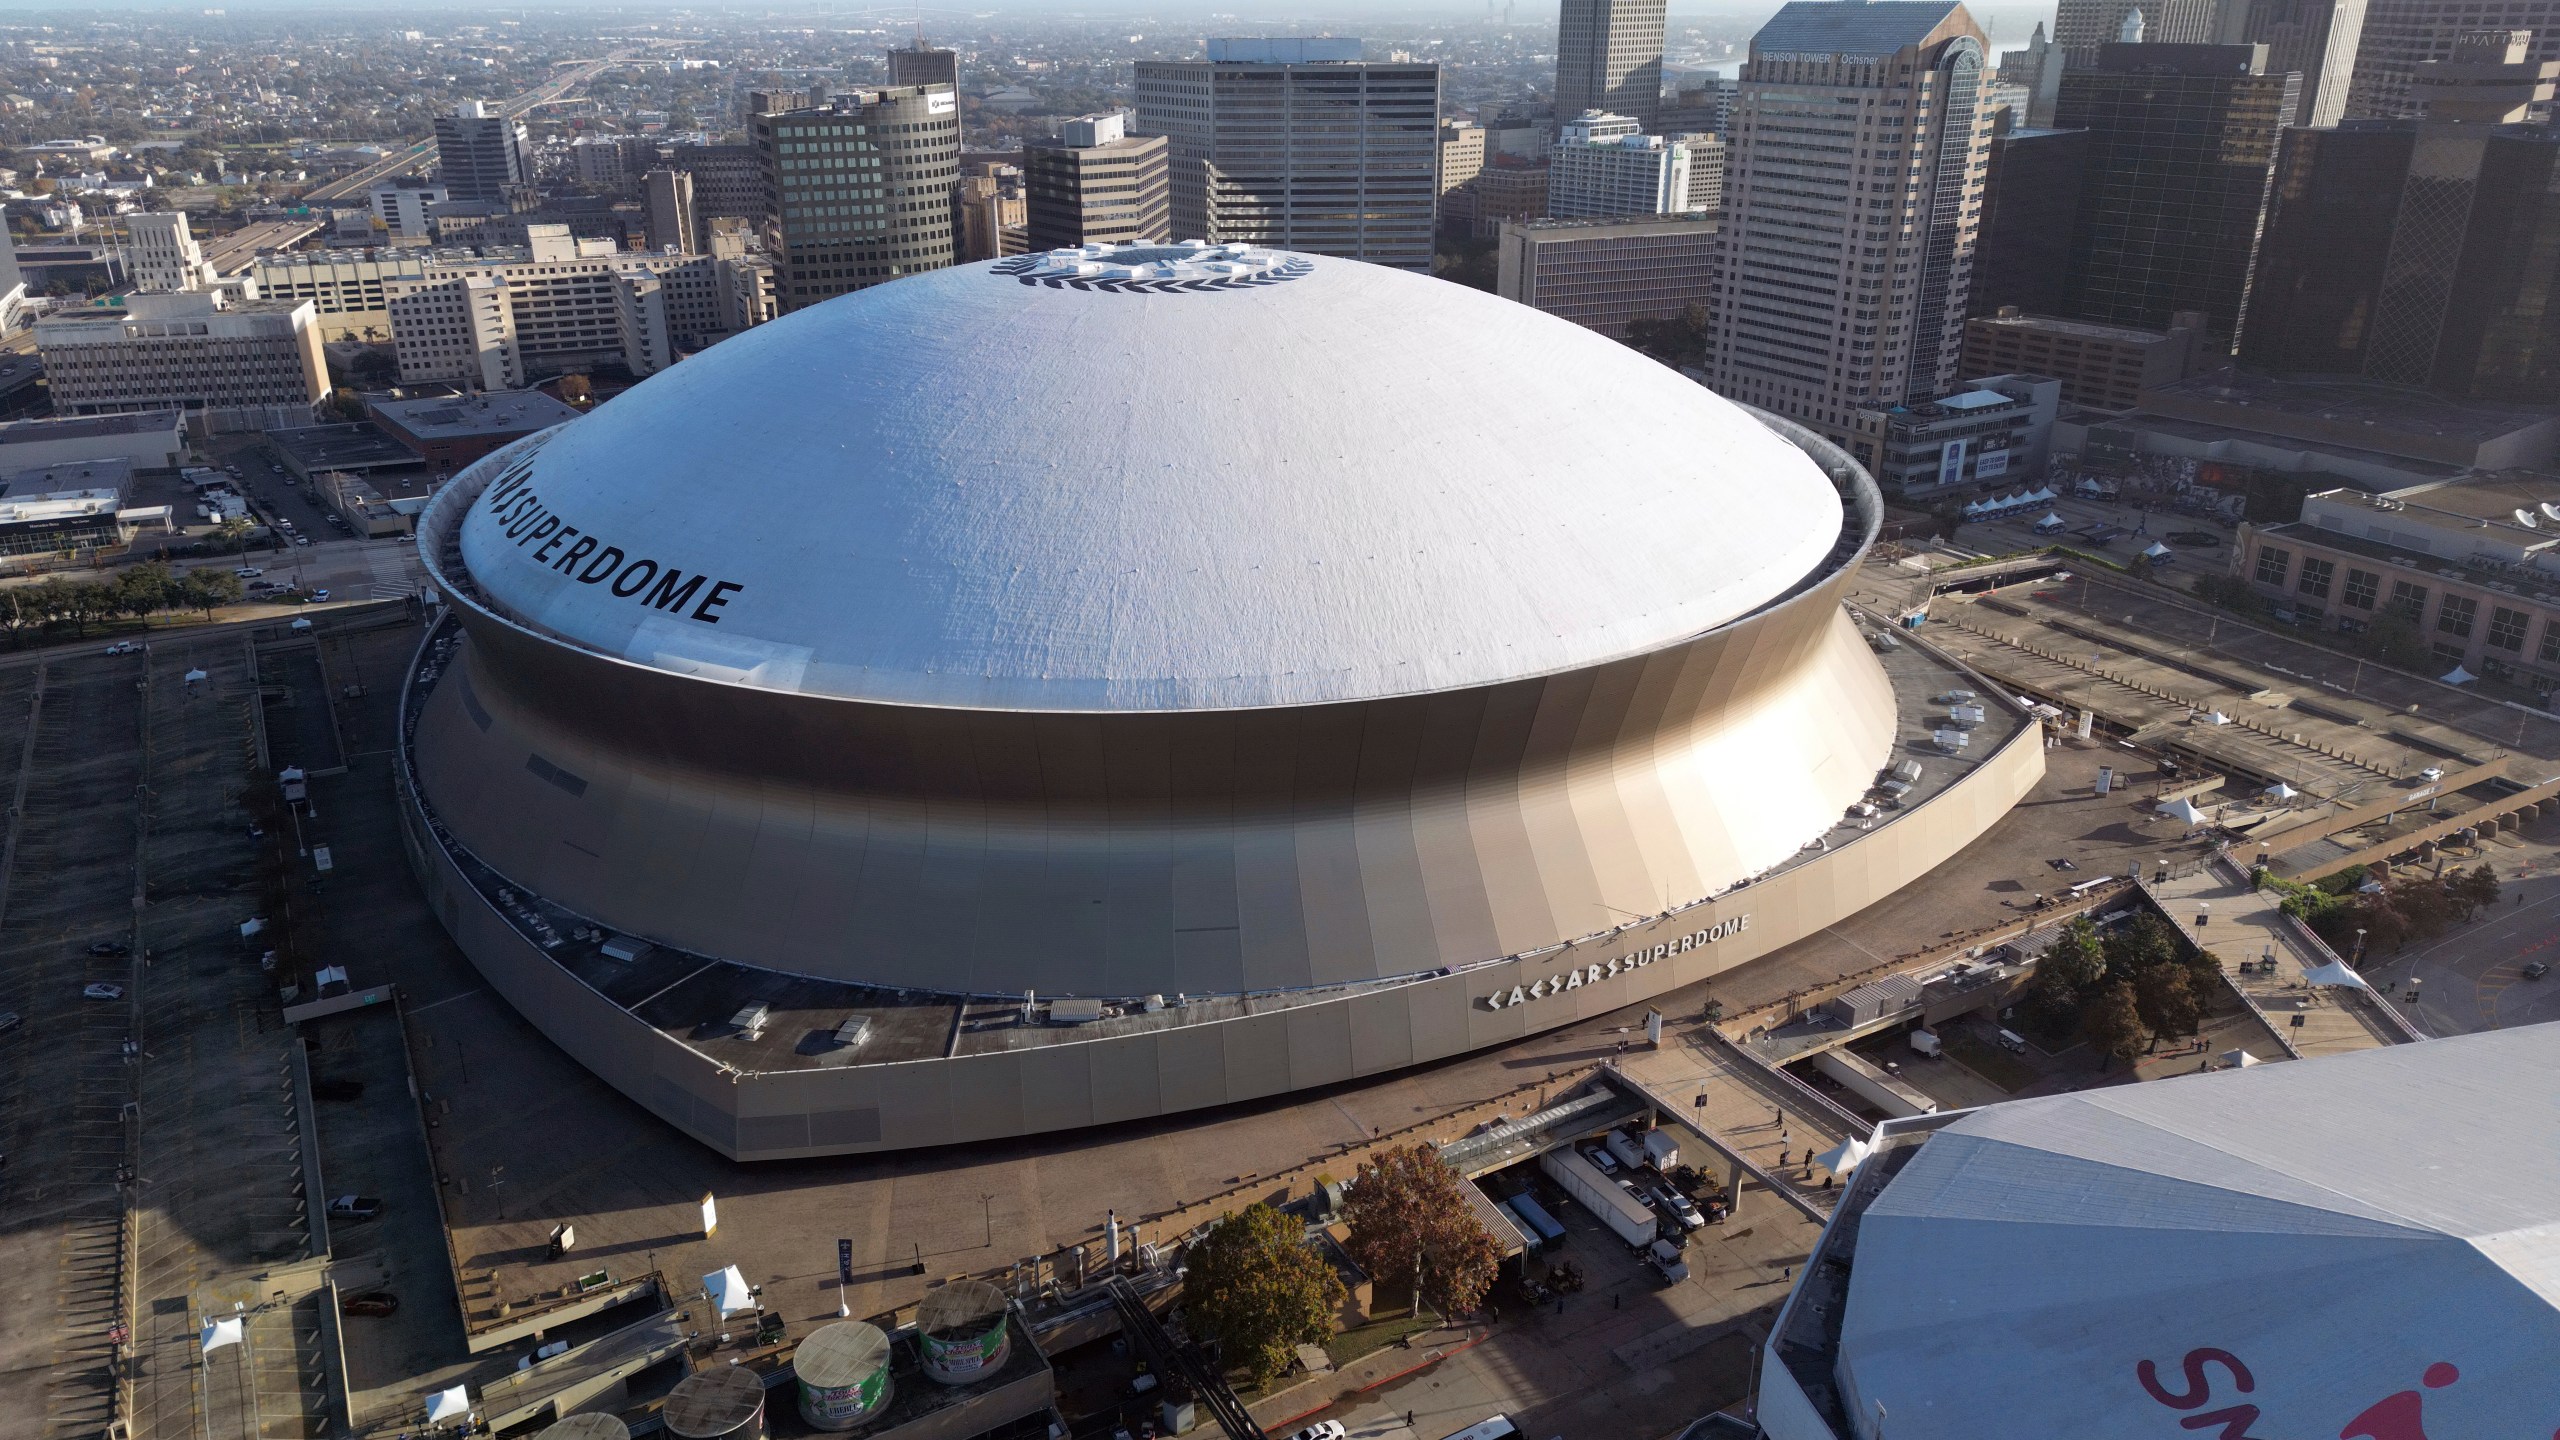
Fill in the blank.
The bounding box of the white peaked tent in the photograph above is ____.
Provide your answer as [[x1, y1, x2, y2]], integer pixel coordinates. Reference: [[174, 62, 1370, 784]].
[[2201, 710, 2232, 725], [2218, 1048, 2261, 1068], [2303, 960, 2372, 990], [2263, 781, 2299, 801], [2443, 665, 2478, 685], [425, 1385, 471, 1423], [2161, 796, 2209, 825], [705, 1264, 755, 1317], [1818, 1136, 1874, 1177], [200, 1316, 243, 1354], [1820, 1025, 2560, 1440], [2142, 541, 2172, 559]]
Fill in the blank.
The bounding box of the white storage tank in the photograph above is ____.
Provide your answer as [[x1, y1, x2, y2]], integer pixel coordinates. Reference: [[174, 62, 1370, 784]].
[[662, 1365, 767, 1440], [916, 1279, 1011, 1384]]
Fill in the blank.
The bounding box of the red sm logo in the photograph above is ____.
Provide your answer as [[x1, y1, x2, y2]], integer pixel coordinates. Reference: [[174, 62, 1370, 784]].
[[2136, 1346, 2538, 1440]]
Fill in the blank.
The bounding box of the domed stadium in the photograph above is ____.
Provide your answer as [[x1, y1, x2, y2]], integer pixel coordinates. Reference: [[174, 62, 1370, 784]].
[[396, 242, 2042, 1157]]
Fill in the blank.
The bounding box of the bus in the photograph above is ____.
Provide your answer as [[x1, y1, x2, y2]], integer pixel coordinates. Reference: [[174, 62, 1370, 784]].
[[1437, 1418, 1523, 1440]]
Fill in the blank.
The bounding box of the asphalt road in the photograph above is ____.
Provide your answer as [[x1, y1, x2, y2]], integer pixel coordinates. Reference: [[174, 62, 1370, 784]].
[[2359, 833, 2560, 1035]]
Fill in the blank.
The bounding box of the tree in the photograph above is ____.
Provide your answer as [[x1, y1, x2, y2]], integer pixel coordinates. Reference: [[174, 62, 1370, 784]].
[[2080, 979, 2148, 1070], [2453, 863, 2500, 921], [1182, 1202, 1345, 1389], [2019, 917, 2105, 1035], [1338, 1142, 1503, 1318], [2100, 912, 2180, 986], [2352, 610, 2433, 672], [2133, 963, 2200, 1042], [1625, 304, 1708, 369]]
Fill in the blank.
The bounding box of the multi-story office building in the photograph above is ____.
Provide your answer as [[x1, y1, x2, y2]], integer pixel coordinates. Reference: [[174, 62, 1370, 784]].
[[1961, 308, 2208, 410], [1969, 122, 2086, 317], [570, 135, 658, 191], [2246, 33, 2560, 402], [1495, 213, 1717, 337], [1674, 133, 1726, 211], [252, 248, 483, 342], [1453, 157, 1551, 235], [1705, 0, 1994, 444], [1658, 78, 1736, 137], [1997, 22, 2066, 125], [958, 165, 1027, 260], [370, 178, 450, 240], [645, 168, 699, 253], [752, 86, 961, 311], [1024, 112, 1170, 250], [436, 100, 534, 203], [37, 290, 327, 420], [2053, 43, 2298, 344], [1132, 39, 1440, 271], [2059, 0, 2364, 123], [2238, 475, 2560, 695], [123, 212, 214, 292], [1547, 111, 1693, 218], [665, 143, 768, 227], [384, 226, 775, 385], [887, 40, 960, 92], [1557, 0, 1668, 130], [1440, 119, 1487, 198], [1852, 374, 2063, 499], [2348, 0, 2560, 116]]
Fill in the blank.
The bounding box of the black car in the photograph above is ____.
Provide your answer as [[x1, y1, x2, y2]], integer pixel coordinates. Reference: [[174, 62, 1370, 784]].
[[2525, 961, 2550, 981], [85, 941, 130, 957]]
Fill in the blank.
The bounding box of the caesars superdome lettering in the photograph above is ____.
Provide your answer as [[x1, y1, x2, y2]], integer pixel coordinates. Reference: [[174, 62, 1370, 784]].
[[1482, 915, 1750, 1010], [477, 451, 746, 626]]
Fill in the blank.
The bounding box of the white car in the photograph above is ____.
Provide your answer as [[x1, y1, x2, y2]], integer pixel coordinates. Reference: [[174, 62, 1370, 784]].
[[102, 642, 139, 655], [1582, 1143, 1620, 1175], [1285, 1424, 1347, 1440], [82, 983, 124, 1001]]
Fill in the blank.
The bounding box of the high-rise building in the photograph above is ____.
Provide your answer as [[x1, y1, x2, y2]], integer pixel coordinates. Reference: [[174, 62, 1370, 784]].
[[2053, 43, 2298, 344], [1658, 78, 1736, 136], [1132, 39, 1439, 270], [2057, 0, 2364, 124], [1673, 133, 1727, 211], [665, 143, 768, 229], [2348, 0, 2560, 117], [1440, 119, 1487, 198], [751, 86, 962, 311], [645, 168, 700, 253], [124, 212, 215, 292], [435, 100, 534, 203], [1705, 0, 1994, 441], [957, 163, 1027, 260], [1496, 213, 1718, 336], [1547, 111, 1695, 218], [2245, 32, 2560, 400], [1996, 22, 2066, 126], [1024, 112, 1170, 250], [1968, 122, 2087, 317], [1556, 0, 1668, 130], [887, 39, 961, 92]]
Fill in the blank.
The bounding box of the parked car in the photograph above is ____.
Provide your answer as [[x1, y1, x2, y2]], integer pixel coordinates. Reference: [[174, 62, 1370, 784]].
[[311, 588, 330, 601], [86, 940, 130, 957], [1284, 1424, 1348, 1440], [311, 1078, 365, 1102], [1616, 1178, 1656, 1211], [1656, 1186, 1706, 1231], [339, 1291, 399, 1318], [234, 567, 264, 578], [0, 1011, 20, 1034], [2526, 961, 2550, 981], [327, 1195, 383, 1222], [1581, 1143, 1620, 1176], [82, 983, 124, 1001]]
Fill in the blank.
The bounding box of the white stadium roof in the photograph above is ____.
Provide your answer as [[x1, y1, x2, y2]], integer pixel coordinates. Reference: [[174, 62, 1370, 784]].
[[1829, 1024, 2560, 1440], [455, 244, 1845, 711]]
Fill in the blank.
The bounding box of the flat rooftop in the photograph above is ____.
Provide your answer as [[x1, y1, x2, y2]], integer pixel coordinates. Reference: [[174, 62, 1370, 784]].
[[2144, 371, 2556, 445], [1967, 312, 2175, 345], [2387, 469, 2560, 520], [371, 389, 581, 441], [269, 423, 425, 473], [2, 458, 131, 496], [0, 410, 179, 445], [2080, 409, 2470, 483]]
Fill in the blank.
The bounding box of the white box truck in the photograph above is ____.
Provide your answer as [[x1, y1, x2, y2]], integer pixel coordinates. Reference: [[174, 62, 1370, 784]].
[[1605, 1126, 1682, 1174], [1538, 1146, 1658, 1249], [1909, 1029, 1943, 1058]]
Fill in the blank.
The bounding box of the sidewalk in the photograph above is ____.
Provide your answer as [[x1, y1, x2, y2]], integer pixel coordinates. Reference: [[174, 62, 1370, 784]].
[[1247, 1322, 1487, 1432], [1614, 1028, 1860, 1215], [2148, 863, 2394, 1058]]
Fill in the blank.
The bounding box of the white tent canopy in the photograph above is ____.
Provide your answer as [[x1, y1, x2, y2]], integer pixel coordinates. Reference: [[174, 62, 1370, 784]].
[[1825, 1025, 2560, 1440], [2142, 541, 2172, 558], [200, 1316, 243, 1354], [1818, 1136, 1874, 1177], [2263, 781, 2299, 800], [425, 1385, 471, 1423], [2443, 665, 2477, 685], [2218, 1048, 2261, 1068], [2303, 960, 2372, 990], [705, 1264, 755, 1317], [2161, 797, 2209, 825]]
